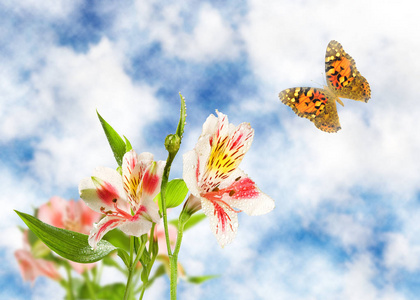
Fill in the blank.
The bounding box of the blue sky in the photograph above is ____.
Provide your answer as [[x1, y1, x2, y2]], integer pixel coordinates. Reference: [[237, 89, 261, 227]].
[[1, 0, 420, 299]]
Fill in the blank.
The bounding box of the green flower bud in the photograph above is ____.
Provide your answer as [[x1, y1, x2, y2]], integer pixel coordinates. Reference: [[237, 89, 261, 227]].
[[165, 134, 181, 154]]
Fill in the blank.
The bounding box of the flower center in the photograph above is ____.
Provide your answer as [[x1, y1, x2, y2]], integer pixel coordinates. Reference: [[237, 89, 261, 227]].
[[100, 199, 132, 219]]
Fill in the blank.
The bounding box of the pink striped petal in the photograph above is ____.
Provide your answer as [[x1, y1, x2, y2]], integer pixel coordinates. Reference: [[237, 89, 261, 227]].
[[79, 167, 127, 213], [88, 216, 124, 249], [222, 169, 275, 216], [141, 161, 165, 199], [117, 197, 159, 237], [192, 111, 254, 193], [201, 197, 238, 247]]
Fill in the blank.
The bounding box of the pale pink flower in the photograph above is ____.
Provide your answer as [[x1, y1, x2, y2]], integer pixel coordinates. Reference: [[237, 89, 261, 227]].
[[38, 196, 101, 273], [38, 196, 101, 235], [79, 150, 165, 249], [14, 230, 61, 284], [183, 111, 275, 247], [154, 223, 177, 255]]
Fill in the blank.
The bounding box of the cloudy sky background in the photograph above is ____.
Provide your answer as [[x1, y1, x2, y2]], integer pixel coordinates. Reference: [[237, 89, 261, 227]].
[[1, 0, 420, 299]]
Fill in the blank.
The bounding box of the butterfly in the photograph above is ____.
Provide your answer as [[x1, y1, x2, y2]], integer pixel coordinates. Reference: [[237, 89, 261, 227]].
[[279, 40, 371, 133]]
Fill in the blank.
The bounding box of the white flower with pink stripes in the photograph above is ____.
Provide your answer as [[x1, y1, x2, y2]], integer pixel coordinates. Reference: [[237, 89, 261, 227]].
[[183, 111, 275, 247], [79, 150, 165, 249]]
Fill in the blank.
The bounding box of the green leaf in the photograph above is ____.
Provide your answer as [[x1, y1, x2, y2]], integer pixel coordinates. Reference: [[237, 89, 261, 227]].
[[134, 236, 151, 266], [186, 274, 219, 284], [27, 227, 39, 246], [183, 213, 206, 231], [124, 136, 133, 152], [176, 93, 187, 139], [117, 248, 130, 268], [96, 283, 126, 300], [102, 255, 128, 275], [169, 213, 206, 231], [169, 219, 178, 228], [15, 210, 116, 263], [97, 110, 127, 167], [156, 179, 188, 210], [78, 282, 126, 300], [103, 228, 130, 251]]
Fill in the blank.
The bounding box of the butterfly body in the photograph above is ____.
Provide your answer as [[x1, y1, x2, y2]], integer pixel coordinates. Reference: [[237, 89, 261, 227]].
[[279, 40, 371, 133]]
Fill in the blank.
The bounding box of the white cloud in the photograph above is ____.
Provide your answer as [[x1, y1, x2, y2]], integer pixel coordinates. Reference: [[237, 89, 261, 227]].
[[320, 213, 373, 251], [0, 167, 45, 229], [342, 254, 406, 300], [0, 38, 161, 192], [384, 233, 420, 272], [134, 1, 240, 62], [2, 1, 82, 19]]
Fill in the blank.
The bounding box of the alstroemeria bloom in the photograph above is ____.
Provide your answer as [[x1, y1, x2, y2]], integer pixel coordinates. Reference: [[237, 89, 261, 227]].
[[14, 230, 61, 284], [183, 111, 275, 247], [79, 150, 165, 249], [38, 196, 101, 273]]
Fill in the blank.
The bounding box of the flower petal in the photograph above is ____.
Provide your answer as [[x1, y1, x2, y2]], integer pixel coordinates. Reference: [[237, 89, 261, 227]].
[[141, 160, 165, 199], [37, 196, 66, 228], [198, 112, 254, 193], [139, 196, 161, 223], [14, 250, 61, 283], [118, 216, 153, 237], [183, 145, 209, 198], [35, 259, 61, 281], [79, 167, 127, 213], [200, 112, 220, 137], [122, 150, 140, 205], [222, 169, 275, 216], [119, 196, 160, 237], [14, 250, 38, 283], [154, 223, 177, 255], [201, 197, 238, 247], [137, 152, 155, 166], [88, 215, 124, 249], [78, 200, 102, 235]]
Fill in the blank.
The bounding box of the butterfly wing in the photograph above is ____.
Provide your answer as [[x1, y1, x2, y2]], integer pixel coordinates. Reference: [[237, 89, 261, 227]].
[[279, 87, 341, 133], [325, 40, 371, 102]]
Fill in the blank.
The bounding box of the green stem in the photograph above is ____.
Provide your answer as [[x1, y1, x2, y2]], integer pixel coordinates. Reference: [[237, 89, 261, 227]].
[[138, 226, 158, 300], [95, 261, 103, 285], [123, 236, 136, 300], [161, 152, 181, 299], [133, 237, 148, 300], [139, 286, 146, 300], [83, 271, 96, 300], [65, 264, 75, 300], [170, 220, 185, 300], [161, 153, 176, 256]]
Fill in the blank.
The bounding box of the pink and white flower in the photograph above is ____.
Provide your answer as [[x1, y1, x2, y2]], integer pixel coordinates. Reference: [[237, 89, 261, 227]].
[[183, 111, 275, 247], [38, 196, 101, 273], [14, 230, 61, 284], [79, 150, 165, 249]]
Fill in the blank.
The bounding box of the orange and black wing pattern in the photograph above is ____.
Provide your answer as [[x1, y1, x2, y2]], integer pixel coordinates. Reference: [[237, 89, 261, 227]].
[[279, 87, 341, 133], [325, 40, 371, 102]]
